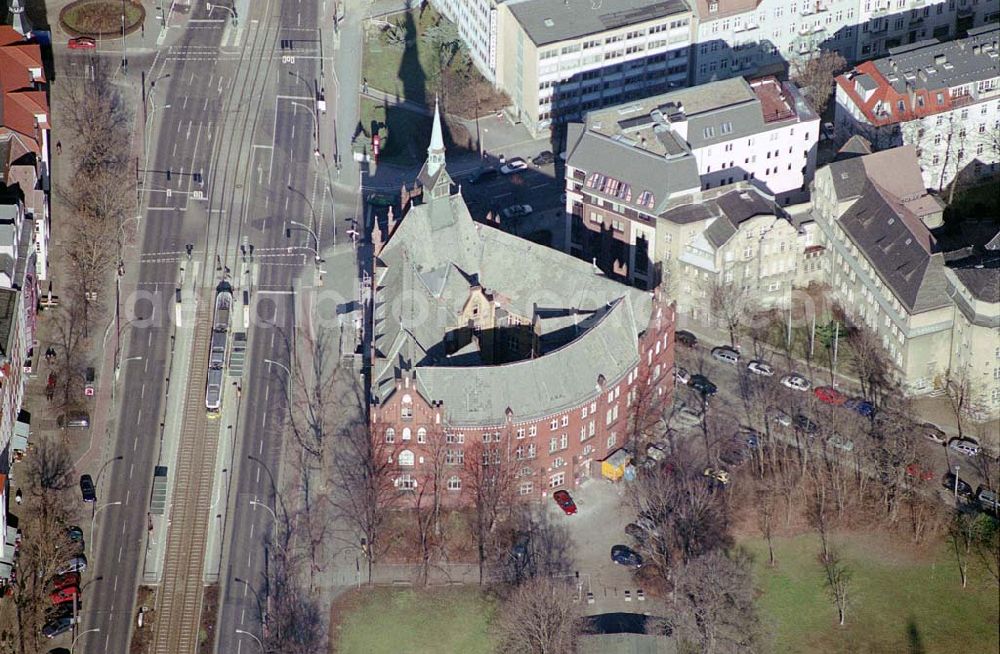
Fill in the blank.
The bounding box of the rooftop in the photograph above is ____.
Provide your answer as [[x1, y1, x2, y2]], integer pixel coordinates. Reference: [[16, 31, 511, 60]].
[[691, 0, 759, 21], [508, 0, 690, 47]]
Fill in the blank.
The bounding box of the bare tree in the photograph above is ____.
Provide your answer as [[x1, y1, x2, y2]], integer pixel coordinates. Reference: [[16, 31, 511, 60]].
[[491, 577, 583, 654], [818, 547, 851, 627], [465, 438, 516, 585], [670, 549, 763, 654], [791, 50, 847, 117], [261, 520, 324, 654], [755, 481, 778, 568], [624, 362, 671, 455], [947, 510, 979, 589], [846, 321, 896, 412], [709, 279, 754, 349]]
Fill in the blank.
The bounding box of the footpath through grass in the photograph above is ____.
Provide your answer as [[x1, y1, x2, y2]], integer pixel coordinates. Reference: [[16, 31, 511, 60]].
[[744, 531, 999, 654], [333, 587, 495, 654]]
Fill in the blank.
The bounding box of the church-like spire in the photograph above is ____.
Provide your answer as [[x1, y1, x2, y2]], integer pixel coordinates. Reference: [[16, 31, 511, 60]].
[[426, 97, 445, 177], [9, 0, 32, 37]]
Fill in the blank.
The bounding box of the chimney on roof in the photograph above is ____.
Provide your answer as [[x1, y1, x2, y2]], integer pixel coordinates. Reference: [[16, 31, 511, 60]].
[[934, 53, 947, 65], [889, 57, 896, 71]]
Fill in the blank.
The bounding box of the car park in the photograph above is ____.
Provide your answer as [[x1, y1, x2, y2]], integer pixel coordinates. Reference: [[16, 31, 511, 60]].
[[710, 346, 740, 365], [921, 423, 947, 445], [500, 204, 533, 219], [531, 150, 555, 166], [67, 37, 96, 49], [499, 158, 528, 175], [552, 489, 577, 515], [688, 374, 717, 396], [703, 467, 731, 485], [55, 556, 87, 576], [671, 405, 703, 428], [844, 397, 875, 417], [674, 366, 690, 385], [793, 414, 819, 435], [42, 615, 74, 639], [768, 407, 792, 427], [948, 439, 980, 457], [827, 434, 854, 452], [467, 167, 498, 184], [747, 360, 774, 376], [79, 474, 96, 503], [49, 586, 79, 605], [610, 544, 643, 568], [905, 463, 934, 482], [780, 374, 811, 392], [814, 386, 847, 405], [942, 472, 974, 496], [675, 330, 698, 347]]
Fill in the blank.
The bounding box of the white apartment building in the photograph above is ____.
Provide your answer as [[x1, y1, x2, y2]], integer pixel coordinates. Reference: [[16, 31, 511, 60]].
[[428, 0, 505, 84], [834, 25, 1000, 191], [690, 0, 999, 86], [494, 0, 694, 137]]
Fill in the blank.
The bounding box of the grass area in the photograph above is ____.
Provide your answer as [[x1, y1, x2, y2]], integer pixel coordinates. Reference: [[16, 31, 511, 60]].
[[61, 1, 144, 35], [743, 531, 999, 654], [363, 7, 446, 105], [333, 587, 495, 654]]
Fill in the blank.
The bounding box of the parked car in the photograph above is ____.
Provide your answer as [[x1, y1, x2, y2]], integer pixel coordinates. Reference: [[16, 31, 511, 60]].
[[844, 397, 875, 418], [500, 204, 533, 219], [675, 330, 698, 347], [942, 472, 974, 497], [671, 405, 703, 428], [948, 439, 980, 457], [674, 366, 690, 385], [49, 573, 80, 592], [976, 487, 999, 513], [66, 526, 84, 543], [610, 544, 643, 568], [79, 474, 96, 503], [780, 374, 811, 392], [793, 414, 819, 435], [645, 443, 667, 461], [55, 556, 87, 576], [67, 37, 96, 50], [552, 490, 577, 515], [467, 167, 498, 184], [905, 463, 935, 482], [711, 346, 740, 365], [689, 374, 717, 396], [747, 360, 774, 377], [57, 411, 90, 429], [531, 150, 555, 166], [814, 386, 847, 406], [921, 422, 947, 445], [499, 158, 528, 174], [42, 615, 74, 639], [827, 434, 854, 452], [624, 523, 647, 542], [49, 586, 79, 605], [735, 429, 760, 449], [703, 467, 731, 485], [768, 407, 792, 428]]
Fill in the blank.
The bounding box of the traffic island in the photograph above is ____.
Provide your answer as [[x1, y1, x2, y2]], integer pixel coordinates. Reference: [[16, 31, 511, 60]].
[[59, 0, 145, 38]]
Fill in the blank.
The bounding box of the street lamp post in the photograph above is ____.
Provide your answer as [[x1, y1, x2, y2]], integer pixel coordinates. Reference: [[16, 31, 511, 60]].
[[90, 501, 122, 556], [288, 100, 321, 157], [72, 627, 101, 653], [206, 2, 238, 26], [263, 358, 292, 404], [235, 628, 264, 652], [94, 455, 124, 490], [954, 465, 961, 502], [286, 219, 324, 266], [234, 577, 268, 628]]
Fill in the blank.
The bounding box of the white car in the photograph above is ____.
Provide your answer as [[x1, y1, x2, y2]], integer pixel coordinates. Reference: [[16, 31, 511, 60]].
[[499, 158, 528, 175], [948, 439, 981, 457], [828, 434, 854, 452], [768, 407, 792, 428], [674, 366, 690, 385], [747, 360, 774, 377], [780, 374, 811, 392], [670, 405, 703, 429], [500, 204, 533, 219]]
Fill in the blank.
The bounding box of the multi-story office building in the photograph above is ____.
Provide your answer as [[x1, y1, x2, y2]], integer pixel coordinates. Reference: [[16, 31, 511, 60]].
[[834, 25, 1000, 191], [690, 0, 999, 86], [428, 0, 506, 84], [494, 0, 694, 136]]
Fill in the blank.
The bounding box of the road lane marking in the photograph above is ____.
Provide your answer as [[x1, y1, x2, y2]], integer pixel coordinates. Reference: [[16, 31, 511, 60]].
[[250, 523, 254, 539], [137, 409, 142, 424], [133, 437, 138, 451], [125, 489, 130, 506], [113, 575, 118, 591], [129, 463, 134, 479], [118, 546, 124, 562]]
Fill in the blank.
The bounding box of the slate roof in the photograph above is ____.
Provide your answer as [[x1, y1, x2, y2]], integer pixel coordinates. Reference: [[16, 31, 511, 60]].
[[373, 157, 653, 425], [508, 0, 689, 47]]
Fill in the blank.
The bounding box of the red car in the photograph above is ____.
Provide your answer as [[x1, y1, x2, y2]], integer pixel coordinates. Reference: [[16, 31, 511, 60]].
[[50, 572, 80, 592], [814, 386, 847, 406], [68, 37, 96, 50], [905, 463, 934, 482], [49, 586, 79, 605], [552, 490, 577, 515]]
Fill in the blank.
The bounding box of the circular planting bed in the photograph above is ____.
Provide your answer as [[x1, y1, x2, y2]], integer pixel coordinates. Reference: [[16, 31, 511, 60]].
[[60, 0, 145, 38]]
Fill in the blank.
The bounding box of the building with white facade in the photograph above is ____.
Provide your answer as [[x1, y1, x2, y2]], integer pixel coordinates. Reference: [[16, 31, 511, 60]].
[[834, 24, 1000, 191], [428, 0, 506, 84], [494, 0, 694, 137], [690, 0, 999, 86]]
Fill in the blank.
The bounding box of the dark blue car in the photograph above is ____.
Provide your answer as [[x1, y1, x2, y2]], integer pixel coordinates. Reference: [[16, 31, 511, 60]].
[[844, 397, 875, 417]]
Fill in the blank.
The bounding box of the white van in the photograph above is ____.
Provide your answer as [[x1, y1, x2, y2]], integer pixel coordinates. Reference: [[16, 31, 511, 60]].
[[948, 439, 981, 457], [711, 346, 740, 365]]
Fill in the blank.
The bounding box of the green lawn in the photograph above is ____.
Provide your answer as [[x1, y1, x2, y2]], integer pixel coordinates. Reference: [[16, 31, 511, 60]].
[[363, 8, 444, 104], [333, 587, 496, 654], [743, 532, 999, 654]]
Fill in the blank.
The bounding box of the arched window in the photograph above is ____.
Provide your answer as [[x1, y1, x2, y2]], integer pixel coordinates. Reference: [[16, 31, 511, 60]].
[[385, 428, 395, 443], [398, 449, 415, 466], [417, 427, 427, 443], [447, 476, 462, 491], [402, 427, 412, 441]]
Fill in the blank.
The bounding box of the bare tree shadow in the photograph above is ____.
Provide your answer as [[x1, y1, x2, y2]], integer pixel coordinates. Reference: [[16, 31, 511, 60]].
[[905, 617, 925, 654]]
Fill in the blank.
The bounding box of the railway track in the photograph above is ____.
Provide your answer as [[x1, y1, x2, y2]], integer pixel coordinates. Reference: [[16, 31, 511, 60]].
[[152, 294, 221, 654]]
